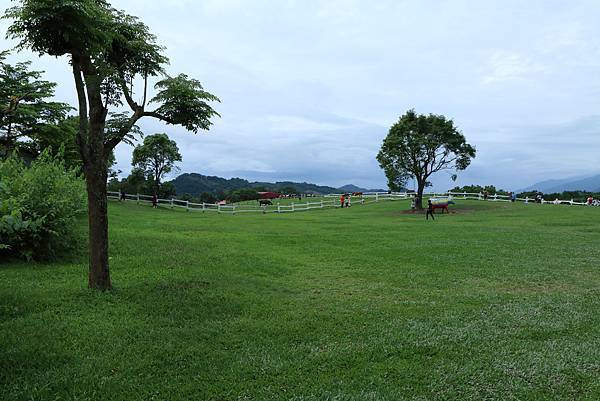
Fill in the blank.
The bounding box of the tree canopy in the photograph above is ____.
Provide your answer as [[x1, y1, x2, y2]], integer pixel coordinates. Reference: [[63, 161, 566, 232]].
[[131, 133, 182, 195], [4, 0, 220, 290], [377, 110, 475, 208], [0, 51, 72, 155]]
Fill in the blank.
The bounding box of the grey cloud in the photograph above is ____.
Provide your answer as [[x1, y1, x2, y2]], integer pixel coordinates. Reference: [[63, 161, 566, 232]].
[[4, 1, 600, 191]]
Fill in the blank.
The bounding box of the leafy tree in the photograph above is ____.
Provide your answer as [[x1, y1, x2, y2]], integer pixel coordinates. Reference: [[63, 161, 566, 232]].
[[0, 51, 72, 156], [199, 192, 217, 204], [449, 184, 501, 195], [279, 186, 298, 195], [179, 193, 193, 202], [131, 133, 181, 196], [377, 110, 476, 209], [5, 0, 220, 289], [27, 115, 81, 169], [226, 188, 260, 203]]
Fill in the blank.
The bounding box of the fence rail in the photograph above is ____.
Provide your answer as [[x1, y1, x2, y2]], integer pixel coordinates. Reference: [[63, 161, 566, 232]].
[[108, 190, 598, 215]]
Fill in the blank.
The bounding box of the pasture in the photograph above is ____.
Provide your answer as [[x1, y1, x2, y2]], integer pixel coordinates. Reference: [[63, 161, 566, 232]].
[[1, 200, 599, 400]]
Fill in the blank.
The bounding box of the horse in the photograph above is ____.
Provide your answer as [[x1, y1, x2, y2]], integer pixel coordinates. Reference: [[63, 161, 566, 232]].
[[258, 199, 273, 206], [429, 197, 455, 214]]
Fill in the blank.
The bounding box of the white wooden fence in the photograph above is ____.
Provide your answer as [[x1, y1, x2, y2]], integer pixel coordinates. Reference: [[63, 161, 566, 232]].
[[107, 190, 598, 215], [107, 191, 411, 214]]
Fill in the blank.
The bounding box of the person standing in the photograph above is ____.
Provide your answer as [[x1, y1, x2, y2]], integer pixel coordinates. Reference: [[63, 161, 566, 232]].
[[152, 194, 158, 208], [340, 194, 345, 208], [345, 194, 350, 208], [426, 199, 435, 220]]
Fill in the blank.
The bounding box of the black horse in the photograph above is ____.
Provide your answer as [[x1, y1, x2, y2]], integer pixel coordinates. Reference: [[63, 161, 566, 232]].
[[258, 199, 273, 206]]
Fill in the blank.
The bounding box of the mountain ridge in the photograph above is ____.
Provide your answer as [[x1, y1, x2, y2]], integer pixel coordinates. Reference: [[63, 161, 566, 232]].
[[520, 173, 600, 193], [169, 173, 387, 197]]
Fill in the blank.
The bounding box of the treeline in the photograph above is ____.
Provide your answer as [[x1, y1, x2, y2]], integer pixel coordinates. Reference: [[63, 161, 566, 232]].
[[450, 185, 599, 203], [169, 173, 339, 198], [109, 173, 306, 204]]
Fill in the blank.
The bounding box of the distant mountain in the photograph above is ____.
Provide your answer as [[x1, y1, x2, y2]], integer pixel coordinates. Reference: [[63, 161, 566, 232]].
[[338, 184, 388, 193], [520, 174, 600, 193], [170, 173, 342, 197]]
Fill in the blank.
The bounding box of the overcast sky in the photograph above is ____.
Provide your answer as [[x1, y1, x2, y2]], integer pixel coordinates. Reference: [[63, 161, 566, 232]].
[[2, 0, 600, 190]]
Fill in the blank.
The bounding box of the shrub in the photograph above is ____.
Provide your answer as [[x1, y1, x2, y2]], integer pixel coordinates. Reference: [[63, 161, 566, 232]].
[[226, 188, 260, 203], [0, 152, 86, 260]]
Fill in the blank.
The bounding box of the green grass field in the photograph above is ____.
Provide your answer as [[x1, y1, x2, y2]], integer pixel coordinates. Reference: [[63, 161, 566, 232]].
[[1, 200, 600, 400]]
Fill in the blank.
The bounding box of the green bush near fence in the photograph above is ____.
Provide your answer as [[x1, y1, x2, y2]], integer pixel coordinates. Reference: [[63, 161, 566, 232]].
[[0, 152, 86, 260]]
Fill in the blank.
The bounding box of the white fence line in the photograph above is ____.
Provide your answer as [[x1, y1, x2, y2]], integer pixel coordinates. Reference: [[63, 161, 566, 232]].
[[107, 191, 412, 214], [108, 190, 598, 215]]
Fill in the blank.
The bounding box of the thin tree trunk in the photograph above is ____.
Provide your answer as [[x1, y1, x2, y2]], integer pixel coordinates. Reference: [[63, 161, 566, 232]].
[[416, 179, 425, 209], [85, 159, 111, 290]]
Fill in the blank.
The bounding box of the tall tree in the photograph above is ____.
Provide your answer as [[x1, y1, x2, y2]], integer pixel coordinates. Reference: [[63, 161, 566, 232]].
[[132, 133, 181, 195], [0, 51, 72, 155], [5, 0, 219, 289], [377, 110, 475, 209]]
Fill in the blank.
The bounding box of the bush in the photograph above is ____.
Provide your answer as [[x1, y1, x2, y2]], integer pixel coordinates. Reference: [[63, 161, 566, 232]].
[[226, 188, 260, 203], [0, 152, 86, 260]]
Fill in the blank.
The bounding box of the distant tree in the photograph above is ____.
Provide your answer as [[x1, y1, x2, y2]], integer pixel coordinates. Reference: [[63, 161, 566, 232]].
[[279, 186, 298, 195], [5, 0, 219, 289], [0, 51, 72, 156], [158, 181, 176, 199], [179, 193, 193, 202], [28, 116, 81, 169], [226, 188, 260, 203], [132, 133, 181, 196], [450, 184, 500, 195], [377, 110, 476, 209], [199, 192, 218, 204]]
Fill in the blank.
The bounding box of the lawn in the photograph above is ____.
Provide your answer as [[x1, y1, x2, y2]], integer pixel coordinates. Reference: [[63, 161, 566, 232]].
[[1, 200, 599, 400]]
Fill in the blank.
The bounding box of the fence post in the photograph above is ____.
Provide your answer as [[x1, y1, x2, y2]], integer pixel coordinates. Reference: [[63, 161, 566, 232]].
[[186, 200, 189, 211], [170, 198, 174, 208], [321, 200, 324, 208], [478, 192, 482, 200], [262, 205, 266, 214], [376, 193, 379, 202], [463, 191, 466, 198], [202, 202, 206, 213], [570, 199, 574, 206], [136, 193, 140, 204], [233, 206, 236, 215], [291, 202, 295, 212], [218, 204, 221, 214], [278, 204, 281, 213], [493, 194, 497, 201]]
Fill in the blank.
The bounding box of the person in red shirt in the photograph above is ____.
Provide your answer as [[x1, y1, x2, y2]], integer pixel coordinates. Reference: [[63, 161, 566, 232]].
[[340, 194, 345, 208]]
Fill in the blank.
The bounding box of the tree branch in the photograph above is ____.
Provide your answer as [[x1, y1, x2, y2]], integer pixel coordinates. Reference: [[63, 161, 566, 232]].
[[71, 58, 90, 165], [119, 74, 139, 112], [142, 110, 175, 124], [142, 72, 148, 108], [104, 111, 143, 151]]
